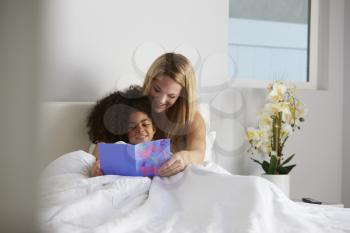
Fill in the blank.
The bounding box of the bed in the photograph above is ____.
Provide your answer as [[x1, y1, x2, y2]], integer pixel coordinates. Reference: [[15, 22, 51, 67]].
[[38, 102, 350, 233]]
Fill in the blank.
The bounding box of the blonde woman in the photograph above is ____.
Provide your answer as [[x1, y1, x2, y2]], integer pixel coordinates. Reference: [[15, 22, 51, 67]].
[[143, 52, 206, 177]]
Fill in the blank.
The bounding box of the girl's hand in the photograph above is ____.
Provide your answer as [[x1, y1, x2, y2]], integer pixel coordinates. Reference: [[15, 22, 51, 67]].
[[158, 151, 190, 177], [91, 160, 103, 177]]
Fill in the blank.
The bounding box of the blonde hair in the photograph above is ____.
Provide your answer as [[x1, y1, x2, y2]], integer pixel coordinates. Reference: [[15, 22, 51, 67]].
[[143, 53, 197, 151]]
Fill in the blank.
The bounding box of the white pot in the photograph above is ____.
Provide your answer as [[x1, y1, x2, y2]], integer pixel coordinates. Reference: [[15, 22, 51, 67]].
[[262, 174, 290, 197]]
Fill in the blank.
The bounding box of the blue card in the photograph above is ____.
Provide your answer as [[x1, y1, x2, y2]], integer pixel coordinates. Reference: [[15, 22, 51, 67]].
[[99, 139, 171, 177]]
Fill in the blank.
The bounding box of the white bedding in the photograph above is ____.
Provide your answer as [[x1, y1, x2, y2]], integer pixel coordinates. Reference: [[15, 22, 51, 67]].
[[39, 151, 350, 233]]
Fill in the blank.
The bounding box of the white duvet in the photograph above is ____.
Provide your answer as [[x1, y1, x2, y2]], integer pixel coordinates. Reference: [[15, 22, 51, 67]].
[[39, 150, 350, 233]]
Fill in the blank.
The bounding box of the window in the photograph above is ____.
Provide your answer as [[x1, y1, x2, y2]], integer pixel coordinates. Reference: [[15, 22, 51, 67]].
[[228, 0, 318, 88]]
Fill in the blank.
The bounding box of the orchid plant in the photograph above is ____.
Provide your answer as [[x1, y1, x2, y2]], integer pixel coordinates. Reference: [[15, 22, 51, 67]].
[[245, 81, 306, 174]]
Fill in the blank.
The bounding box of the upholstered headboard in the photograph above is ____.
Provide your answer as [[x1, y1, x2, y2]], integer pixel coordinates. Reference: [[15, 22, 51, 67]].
[[39, 102, 94, 166], [39, 102, 213, 166]]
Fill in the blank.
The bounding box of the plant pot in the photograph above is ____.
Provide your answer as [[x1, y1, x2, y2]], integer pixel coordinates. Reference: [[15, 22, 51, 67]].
[[262, 174, 290, 197]]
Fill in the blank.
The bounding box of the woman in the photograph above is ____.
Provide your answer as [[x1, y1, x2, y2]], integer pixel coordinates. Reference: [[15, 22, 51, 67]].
[[90, 53, 206, 177], [143, 52, 206, 177]]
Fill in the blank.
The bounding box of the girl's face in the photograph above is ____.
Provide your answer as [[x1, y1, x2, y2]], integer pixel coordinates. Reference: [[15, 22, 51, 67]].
[[127, 111, 155, 144], [148, 75, 182, 113]]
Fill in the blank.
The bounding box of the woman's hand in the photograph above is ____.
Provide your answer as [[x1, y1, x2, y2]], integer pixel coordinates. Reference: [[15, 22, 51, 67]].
[[158, 151, 190, 177], [91, 160, 103, 177]]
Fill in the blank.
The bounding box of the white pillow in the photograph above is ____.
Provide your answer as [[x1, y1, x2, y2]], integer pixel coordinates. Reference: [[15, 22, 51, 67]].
[[198, 103, 211, 133], [88, 143, 96, 154], [42, 150, 96, 178], [204, 131, 216, 162], [198, 103, 216, 162]]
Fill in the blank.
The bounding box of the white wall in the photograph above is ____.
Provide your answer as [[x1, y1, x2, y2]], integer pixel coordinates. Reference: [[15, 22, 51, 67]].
[[342, 0, 350, 208], [285, 0, 344, 204], [41, 0, 227, 101], [42, 0, 346, 204]]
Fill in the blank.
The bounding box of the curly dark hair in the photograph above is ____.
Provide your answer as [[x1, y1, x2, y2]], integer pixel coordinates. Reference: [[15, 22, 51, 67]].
[[86, 85, 154, 143]]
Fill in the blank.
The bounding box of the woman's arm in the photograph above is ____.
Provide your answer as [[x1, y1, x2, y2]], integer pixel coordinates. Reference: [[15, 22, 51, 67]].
[[180, 111, 206, 164], [158, 112, 206, 177]]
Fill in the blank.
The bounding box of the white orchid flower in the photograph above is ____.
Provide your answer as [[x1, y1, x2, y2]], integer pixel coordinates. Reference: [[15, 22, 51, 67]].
[[268, 81, 287, 102], [246, 80, 305, 171], [259, 115, 273, 130], [289, 83, 297, 96], [281, 124, 293, 138], [245, 127, 262, 141], [261, 142, 272, 154]]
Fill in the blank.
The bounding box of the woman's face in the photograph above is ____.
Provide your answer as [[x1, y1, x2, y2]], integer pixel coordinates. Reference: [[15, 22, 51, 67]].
[[148, 75, 182, 113], [127, 111, 155, 144]]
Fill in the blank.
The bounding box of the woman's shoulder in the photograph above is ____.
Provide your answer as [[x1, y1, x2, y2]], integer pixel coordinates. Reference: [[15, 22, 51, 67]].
[[194, 111, 204, 122], [188, 111, 205, 131]]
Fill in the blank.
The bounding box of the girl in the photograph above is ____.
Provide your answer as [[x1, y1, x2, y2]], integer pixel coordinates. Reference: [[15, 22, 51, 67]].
[[87, 85, 157, 176]]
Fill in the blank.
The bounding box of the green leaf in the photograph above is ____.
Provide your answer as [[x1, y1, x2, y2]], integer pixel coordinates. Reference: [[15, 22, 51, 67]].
[[277, 164, 296, 174], [268, 155, 277, 174], [250, 158, 263, 166], [279, 136, 288, 156], [281, 153, 295, 166], [262, 161, 270, 173]]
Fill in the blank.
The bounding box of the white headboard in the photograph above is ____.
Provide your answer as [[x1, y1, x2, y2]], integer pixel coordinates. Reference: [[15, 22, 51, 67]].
[[39, 102, 94, 165], [39, 102, 212, 166]]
